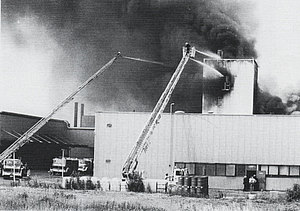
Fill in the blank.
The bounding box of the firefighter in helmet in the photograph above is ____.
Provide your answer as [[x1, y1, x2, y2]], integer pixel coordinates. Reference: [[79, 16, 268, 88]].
[[185, 42, 191, 55]]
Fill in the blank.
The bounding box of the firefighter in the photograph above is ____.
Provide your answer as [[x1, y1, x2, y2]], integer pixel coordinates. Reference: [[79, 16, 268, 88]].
[[249, 175, 257, 192], [253, 174, 259, 191], [243, 176, 249, 191], [185, 42, 191, 55]]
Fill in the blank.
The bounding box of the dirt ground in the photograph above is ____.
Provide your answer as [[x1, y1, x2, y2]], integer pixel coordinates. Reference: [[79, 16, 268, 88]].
[[0, 171, 300, 210]]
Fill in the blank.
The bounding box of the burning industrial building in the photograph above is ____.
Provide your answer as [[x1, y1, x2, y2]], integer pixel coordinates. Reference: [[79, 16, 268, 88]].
[[2, 0, 300, 193], [93, 45, 300, 191]]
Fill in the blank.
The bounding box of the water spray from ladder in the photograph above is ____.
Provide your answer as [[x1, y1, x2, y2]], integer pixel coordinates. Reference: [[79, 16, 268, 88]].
[[121, 56, 166, 66], [190, 58, 223, 77]]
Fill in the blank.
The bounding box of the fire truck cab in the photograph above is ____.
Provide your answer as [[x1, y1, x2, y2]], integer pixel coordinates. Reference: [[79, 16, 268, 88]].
[[49, 157, 93, 176], [49, 157, 79, 176], [165, 168, 187, 184], [1, 158, 30, 179], [78, 158, 93, 175]]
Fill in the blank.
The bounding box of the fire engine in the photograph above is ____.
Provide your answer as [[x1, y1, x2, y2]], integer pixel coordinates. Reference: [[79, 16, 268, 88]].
[[1, 158, 30, 179]]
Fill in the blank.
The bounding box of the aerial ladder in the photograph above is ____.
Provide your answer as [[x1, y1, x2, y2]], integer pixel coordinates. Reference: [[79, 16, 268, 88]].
[[0, 52, 121, 162], [122, 44, 195, 178]]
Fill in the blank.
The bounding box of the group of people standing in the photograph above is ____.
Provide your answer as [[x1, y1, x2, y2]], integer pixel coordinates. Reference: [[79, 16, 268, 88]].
[[243, 175, 259, 191]]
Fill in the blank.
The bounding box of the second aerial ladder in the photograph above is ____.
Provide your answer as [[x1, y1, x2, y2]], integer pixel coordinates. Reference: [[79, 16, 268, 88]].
[[122, 44, 195, 178]]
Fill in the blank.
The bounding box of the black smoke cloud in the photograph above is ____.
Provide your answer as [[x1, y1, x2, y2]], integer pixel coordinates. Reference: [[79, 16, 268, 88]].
[[2, 0, 258, 114], [254, 88, 287, 115]]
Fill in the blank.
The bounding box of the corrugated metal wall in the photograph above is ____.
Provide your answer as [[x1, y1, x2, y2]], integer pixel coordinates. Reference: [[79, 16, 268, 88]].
[[94, 112, 172, 179], [94, 112, 300, 179], [172, 114, 300, 165]]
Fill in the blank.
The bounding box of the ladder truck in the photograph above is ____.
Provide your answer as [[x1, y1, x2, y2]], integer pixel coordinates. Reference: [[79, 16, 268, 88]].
[[0, 53, 121, 163], [122, 44, 195, 179]]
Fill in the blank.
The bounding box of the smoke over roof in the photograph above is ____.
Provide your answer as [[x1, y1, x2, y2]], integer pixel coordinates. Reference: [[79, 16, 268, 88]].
[[286, 93, 300, 114], [2, 0, 260, 119]]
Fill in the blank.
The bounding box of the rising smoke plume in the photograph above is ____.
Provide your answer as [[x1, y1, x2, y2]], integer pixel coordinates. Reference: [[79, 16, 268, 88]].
[[2, 0, 283, 117], [285, 93, 300, 114], [254, 88, 286, 114]]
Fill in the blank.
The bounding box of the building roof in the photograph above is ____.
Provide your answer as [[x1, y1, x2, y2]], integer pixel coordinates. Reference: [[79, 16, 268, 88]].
[[95, 111, 300, 118], [0, 111, 68, 124], [1, 129, 88, 148]]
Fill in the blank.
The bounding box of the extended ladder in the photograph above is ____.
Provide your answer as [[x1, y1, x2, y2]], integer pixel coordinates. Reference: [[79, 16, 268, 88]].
[[0, 53, 121, 162], [122, 46, 191, 178]]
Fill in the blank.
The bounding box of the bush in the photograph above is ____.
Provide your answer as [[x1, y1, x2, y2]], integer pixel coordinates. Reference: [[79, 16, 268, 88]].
[[145, 183, 152, 193], [10, 180, 20, 187], [65, 177, 97, 190], [127, 172, 145, 192], [17, 192, 28, 201], [26, 178, 39, 188], [287, 184, 300, 202], [86, 179, 96, 190]]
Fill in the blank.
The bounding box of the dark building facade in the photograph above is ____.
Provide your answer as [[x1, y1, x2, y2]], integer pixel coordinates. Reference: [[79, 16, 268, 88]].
[[0, 111, 93, 170]]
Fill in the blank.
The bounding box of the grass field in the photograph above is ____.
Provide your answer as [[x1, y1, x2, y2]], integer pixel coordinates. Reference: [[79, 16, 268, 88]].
[[0, 186, 300, 211]]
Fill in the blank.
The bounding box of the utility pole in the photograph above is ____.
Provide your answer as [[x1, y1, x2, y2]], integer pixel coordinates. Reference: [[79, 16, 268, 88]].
[[13, 152, 16, 183], [169, 103, 175, 174], [61, 149, 64, 179]]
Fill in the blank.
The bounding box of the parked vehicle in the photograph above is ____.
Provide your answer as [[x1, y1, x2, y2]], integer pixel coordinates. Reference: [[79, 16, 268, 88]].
[[49, 157, 79, 176], [165, 168, 187, 184], [1, 158, 30, 179], [49, 157, 93, 176], [78, 158, 93, 175]]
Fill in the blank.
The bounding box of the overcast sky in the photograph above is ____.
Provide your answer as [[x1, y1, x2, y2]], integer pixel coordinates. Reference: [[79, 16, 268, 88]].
[[1, 0, 300, 121], [255, 0, 300, 98]]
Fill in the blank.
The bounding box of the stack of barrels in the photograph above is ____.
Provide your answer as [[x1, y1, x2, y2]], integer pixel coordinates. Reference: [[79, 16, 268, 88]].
[[196, 176, 209, 197], [176, 176, 185, 194], [176, 176, 208, 197], [184, 176, 191, 195]]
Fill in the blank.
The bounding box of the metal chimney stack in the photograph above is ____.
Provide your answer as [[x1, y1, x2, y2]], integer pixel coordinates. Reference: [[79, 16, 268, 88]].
[[74, 102, 78, 127], [80, 103, 84, 127]]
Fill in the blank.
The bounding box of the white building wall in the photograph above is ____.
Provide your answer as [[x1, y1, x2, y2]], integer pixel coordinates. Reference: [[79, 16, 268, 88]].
[[94, 112, 173, 179], [202, 59, 257, 115], [202, 177, 300, 191], [172, 114, 300, 165], [209, 176, 244, 190], [266, 178, 300, 191], [94, 112, 300, 189]]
